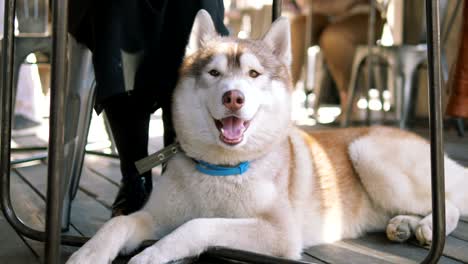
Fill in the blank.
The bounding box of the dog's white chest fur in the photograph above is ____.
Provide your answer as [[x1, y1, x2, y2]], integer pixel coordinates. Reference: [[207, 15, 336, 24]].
[[147, 150, 285, 238]]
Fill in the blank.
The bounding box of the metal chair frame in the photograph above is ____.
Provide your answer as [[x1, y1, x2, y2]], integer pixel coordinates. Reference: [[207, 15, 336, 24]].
[[0, 0, 446, 263], [341, 0, 459, 129]]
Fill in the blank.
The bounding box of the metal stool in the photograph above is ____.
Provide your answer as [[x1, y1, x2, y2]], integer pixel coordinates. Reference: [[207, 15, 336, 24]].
[[341, 0, 459, 128], [11, 0, 51, 110], [10, 36, 96, 231], [341, 44, 428, 128], [7, 0, 96, 230], [60, 35, 96, 230]]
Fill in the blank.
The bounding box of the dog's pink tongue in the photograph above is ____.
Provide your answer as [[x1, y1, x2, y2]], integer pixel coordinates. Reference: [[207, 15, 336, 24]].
[[221, 116, 245, 139]]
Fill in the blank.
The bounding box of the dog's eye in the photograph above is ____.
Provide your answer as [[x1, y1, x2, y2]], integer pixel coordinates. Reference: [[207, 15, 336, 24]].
[[209, 69, 221, 77], [249, 69, 261, 78]]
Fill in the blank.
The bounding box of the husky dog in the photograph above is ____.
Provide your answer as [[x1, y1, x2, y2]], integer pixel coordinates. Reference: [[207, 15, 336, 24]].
[[67, 10, 468, 264]]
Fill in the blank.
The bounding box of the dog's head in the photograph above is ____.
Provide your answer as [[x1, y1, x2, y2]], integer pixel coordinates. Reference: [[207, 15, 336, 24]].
[[173, 10, 292, 165]]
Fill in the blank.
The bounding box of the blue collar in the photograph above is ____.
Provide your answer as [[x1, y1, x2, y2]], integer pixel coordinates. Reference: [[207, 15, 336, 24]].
[[195, 160, 250, 176]]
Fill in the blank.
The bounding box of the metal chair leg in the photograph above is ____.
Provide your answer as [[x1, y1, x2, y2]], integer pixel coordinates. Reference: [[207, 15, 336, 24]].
[[422, 0, 446, 263], [341, 50, 368, 127], [400, 62, 422, 129], [373, 62, 387, 123], [45, 0, 70, 261], [397, 47, 427, 129], [399, 71, 416, 129], [60, 35, 96, 231]]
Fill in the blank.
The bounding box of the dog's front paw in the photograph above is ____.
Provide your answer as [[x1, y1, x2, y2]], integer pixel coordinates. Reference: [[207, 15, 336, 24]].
[[387, 222, 411, 242], [415, 221, 433, 245], [67, 246, 110, 264], [386, 216, 414, 242], [128, 247, 168, 264]]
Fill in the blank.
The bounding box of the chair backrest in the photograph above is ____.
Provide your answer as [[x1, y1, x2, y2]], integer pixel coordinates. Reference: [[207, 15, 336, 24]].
[[16, 0, 49, 34]]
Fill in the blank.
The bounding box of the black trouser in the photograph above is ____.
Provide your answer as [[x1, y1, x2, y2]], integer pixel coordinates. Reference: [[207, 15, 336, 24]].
[[103, 95, 151, 184], [70, 0, 226, 215], [93, 0, 178, 184], [102, 95, 153, 216]]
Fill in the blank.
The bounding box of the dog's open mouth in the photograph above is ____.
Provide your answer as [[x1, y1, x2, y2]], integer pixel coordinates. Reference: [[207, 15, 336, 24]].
[[214, 116, 251, 145]]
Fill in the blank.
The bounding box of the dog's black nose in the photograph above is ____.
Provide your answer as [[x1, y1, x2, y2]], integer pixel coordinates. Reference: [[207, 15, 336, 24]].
[[222, 90, 245, 111]]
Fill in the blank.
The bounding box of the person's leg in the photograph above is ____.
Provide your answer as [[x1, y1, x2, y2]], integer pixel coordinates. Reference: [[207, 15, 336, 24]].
[[103, 95, 153, 217], [91, 0, 151, 217], [319, 14, 383, 110]]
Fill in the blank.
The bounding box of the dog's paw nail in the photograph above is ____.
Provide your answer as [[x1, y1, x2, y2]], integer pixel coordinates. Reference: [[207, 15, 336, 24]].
[[416, 223, 433, 245]]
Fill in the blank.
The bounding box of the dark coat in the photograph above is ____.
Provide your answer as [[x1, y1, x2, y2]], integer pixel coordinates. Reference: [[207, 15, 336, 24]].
[[69, 0, 228, 114]]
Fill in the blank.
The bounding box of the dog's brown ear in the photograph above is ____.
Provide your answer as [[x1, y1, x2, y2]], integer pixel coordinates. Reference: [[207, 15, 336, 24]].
[[262, 17, 291, 67], [187, 10, 218, 55]]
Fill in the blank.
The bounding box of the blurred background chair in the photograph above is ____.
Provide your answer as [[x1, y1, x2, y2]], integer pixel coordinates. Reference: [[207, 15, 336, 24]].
[[446, 0, 468, 137], [60, 36, 96, 230], [12, 0, 50, 116], [341, 0, 462, 128], [5, 0, 98, 230]]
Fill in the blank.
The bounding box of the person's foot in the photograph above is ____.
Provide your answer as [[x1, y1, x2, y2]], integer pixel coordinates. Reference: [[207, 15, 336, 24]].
[[111, 175, 153, 217]]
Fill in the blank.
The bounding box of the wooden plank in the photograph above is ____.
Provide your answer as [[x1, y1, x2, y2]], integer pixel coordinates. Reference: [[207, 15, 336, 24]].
[[443, 130, 468, 162], [354, 233, 461, 264], [339, 239, 418, 264], [304, 241, 395, 264], [85, 155, 122, 186], [410, 128, 468, 163], [407, 234, 468, 264], [12, 134, 47, 146], [435, 236, 468, 263], [78, 167, 119, 209], [13, 163, 110, 261], [15, 163, 111, 237], [445, 143, 468, 163], [10, 168, 49, 260], [9, 170, 82, 263], [455, 159, 468, 167], [70, 191, 111, 236], [0, 209, 39, 264], [300, 253, 328, 264], [452, 221, 468, 242]]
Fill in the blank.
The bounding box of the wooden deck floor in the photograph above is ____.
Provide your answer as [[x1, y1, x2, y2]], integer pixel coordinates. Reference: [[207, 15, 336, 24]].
[[2, 119, 468, 264]]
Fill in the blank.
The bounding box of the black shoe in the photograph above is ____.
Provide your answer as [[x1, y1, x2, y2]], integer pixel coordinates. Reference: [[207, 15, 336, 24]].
[[111, 175, 153, 217]]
